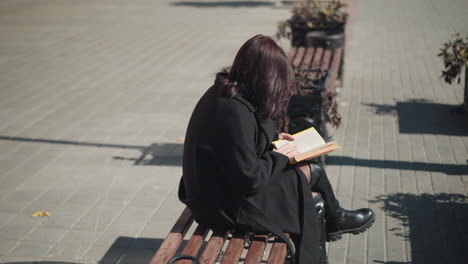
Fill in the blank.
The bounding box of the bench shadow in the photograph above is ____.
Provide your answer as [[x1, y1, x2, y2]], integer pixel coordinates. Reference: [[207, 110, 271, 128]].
[[326, 155, 468, 175], [171, 1, 274, 8], [0, 135, 183, 167], [370, 193, 468, 264], [1, 237, 164, 264], [363, 99, 468, 136]]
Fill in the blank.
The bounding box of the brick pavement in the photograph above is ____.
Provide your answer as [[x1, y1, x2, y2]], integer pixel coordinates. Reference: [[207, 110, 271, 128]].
[[0, 0, 467, 263]]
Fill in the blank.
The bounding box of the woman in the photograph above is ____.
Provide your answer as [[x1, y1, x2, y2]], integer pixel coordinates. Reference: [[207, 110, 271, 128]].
[[178, 35, 374, 264]]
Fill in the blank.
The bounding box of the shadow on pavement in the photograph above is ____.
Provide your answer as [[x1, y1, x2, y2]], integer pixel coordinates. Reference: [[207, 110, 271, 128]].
[[0, 136, 183, 167], [0, 136, 144, 150], [326, 155, 468, 175], [363, 99, 468, 136], [370, 193, 468, 264], [1, 237, 164, 264], [114, 143, 183, 166], [171, 1, 274, 8]]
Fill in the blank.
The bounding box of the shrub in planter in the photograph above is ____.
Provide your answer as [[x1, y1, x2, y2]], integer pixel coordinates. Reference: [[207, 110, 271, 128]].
[[438, 33, 468, 113], [279, 67, 341, 138], [277, 0, 348, 46]]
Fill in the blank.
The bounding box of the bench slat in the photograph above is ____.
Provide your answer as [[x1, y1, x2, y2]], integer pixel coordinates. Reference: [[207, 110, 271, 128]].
[[303, 47, 316, 69], [320, 49, 332, 72], [179, 224, 210, 264], [288, 47, 298, 62], [267, 234, 290, 264], [220, 233, 245, 264], [199, 231, 227, 264], [291, 47, 306, 68], [244, 235, 268, 264], [326, 47, 343, 93], [150, 207, 194, 264], [311, 47, 324, 69]]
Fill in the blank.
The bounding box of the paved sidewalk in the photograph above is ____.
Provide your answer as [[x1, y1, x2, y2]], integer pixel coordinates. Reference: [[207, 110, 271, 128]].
[[0, 0, 467, 263]]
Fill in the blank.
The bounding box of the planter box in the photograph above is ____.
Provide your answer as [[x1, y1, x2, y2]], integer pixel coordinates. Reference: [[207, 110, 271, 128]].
[[290, 22, 345, 47], [299, 69, 330, 92]]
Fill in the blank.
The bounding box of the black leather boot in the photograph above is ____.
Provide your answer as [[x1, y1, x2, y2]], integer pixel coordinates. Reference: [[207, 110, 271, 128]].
[[325, 208, 375, 242], [308, 163, 375, 242]]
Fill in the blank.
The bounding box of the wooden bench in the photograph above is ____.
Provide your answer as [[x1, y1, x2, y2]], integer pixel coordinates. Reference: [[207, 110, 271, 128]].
[[286, 45, 343, 143], [150, 207, 291, 264], [149, 46, 342, 264], [288, 45, 343, 94]]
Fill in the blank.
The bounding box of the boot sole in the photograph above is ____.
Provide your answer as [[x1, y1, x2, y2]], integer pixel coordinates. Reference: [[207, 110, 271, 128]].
[[326, 213, 376, 242]]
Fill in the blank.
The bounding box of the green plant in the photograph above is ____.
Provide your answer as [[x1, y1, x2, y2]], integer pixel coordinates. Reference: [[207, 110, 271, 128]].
[[294, 66, 341, 128], [438, 33, 468, 84], [277, 0, 348, 40], [294, 67, 328, 95], [438, 33, 468, 113]]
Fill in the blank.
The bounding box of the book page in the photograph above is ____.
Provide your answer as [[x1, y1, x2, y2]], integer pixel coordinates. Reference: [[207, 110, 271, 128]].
[[273, 127, 326, 155]]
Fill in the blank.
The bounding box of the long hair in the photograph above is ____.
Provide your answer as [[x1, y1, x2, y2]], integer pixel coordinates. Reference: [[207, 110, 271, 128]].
[[214, 35, 296, 121]]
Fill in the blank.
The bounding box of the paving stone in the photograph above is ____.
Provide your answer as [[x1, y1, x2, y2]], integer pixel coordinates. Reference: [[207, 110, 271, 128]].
[[0, 212, 15, 227], [40, 213, 80, 229], [0, 223, 38, 240], [0, 239, 20, 257], [73, 205, 122, 232], [58, 230, 102, 247], [43, 243, 91, 262], [117, 247, 155, 264], [81, 244, 126, 264], [0, 200, 30, 214], [94, 233, 135, 249], [0, 256, 41, 263], [24, 227, 68, 243], [8, 241, 53, 259]]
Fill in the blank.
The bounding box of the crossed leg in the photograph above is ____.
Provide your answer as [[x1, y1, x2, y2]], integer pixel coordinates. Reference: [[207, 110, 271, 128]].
[[296, 162, 318, 198]]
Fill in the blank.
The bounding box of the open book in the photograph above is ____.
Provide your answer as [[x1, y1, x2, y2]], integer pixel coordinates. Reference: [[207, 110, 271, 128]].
[[272, 127, 340, 163]]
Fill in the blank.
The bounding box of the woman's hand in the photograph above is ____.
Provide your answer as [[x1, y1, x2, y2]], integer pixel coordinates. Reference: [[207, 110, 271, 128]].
[[273, 143, 300, 159], [278, 133, 295, 141]]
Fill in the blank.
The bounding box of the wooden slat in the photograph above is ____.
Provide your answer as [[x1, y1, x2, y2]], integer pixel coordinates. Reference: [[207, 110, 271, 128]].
[[199, 231, 227, 264], [326, 47, 343, 93], [179, 225, 210, 264], [150, 207, 194, 264], [267, 234, 290, 264], [220, 233, 245, 264], [311, 47, 324, 69], [288, 47, 297, 61], [302, 47, 315, 70], [244, 235, 268, 264], [320, 49, 332, 71], [291, 47, 306, 68]]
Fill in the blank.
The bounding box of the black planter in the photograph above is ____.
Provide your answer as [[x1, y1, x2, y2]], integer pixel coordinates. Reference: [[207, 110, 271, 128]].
[[289, 69, 330, 135], [288, 93, 330, 165], [306, 30, 345, 49], [288, 93, 328, 137], [290, 22, 345, 47], [300, 69, 330, 92]]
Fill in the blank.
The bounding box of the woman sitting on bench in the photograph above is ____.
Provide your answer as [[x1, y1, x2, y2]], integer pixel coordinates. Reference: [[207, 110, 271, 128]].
[[178, 34, 374, 264]]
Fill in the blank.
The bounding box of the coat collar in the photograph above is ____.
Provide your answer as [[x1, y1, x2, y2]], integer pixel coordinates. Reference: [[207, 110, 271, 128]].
[[232, 92, 274, 144], [232, 93, 256, 112]]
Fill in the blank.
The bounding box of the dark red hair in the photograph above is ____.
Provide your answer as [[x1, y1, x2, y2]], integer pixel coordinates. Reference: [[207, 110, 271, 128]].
[[215, 35, 296, 121]]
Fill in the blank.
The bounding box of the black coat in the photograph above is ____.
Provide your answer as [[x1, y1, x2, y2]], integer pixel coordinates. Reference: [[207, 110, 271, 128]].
[[178, 86, 323, 264]]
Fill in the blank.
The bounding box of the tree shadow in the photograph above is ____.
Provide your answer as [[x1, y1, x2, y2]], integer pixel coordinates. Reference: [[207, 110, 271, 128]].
[[0, 135, 183, 167], [363, 99, 468, 136], [326, 155, 468, 175], [171, 1, 275, 8], [370, 193, 468, 264]]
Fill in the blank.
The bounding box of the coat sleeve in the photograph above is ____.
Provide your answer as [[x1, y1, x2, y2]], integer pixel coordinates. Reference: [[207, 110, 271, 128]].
[[214, 102, 290, 196]]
